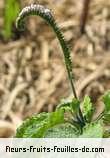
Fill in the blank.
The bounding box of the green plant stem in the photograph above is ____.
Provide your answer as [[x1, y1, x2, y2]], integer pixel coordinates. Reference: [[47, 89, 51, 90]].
[[16, 4, 85, 126], [51, 22, 77, 99], [16, 4, 77, 99], [78, 109, 85, 126], [95, 111, 104, 122], [52, 24, 85, 126]]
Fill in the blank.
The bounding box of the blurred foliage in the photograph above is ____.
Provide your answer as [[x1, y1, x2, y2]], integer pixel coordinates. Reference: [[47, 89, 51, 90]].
[[2, 0, 20, 40]]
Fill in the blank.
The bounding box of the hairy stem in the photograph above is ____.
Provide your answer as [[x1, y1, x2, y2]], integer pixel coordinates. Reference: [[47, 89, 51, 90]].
[[16, 4, 84, 124], [16, 4, 77, 98]]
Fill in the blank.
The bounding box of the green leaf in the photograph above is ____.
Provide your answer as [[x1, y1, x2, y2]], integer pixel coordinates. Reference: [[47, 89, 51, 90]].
[[16, 109, 64, 138], [103, 91, 110, 112], [102, 91, 110, 124], [103, 112, 110, 125], [80, 121, 103, 138], [57, 98, 80, 114], [103, 129, 110, 138], [44, 123, 79, 138], [3, 0, 20, 39], [82, 95, 94, 123]]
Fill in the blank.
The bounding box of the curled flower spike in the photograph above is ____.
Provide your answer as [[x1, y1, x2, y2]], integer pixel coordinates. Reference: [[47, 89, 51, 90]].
[[16, 4, 53, 30], [16, 4, 77, 98], [16, 4, 85, 125]]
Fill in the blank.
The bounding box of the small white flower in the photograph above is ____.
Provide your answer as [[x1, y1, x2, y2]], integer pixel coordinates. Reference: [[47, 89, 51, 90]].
[[44, 8, 51, 14]]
